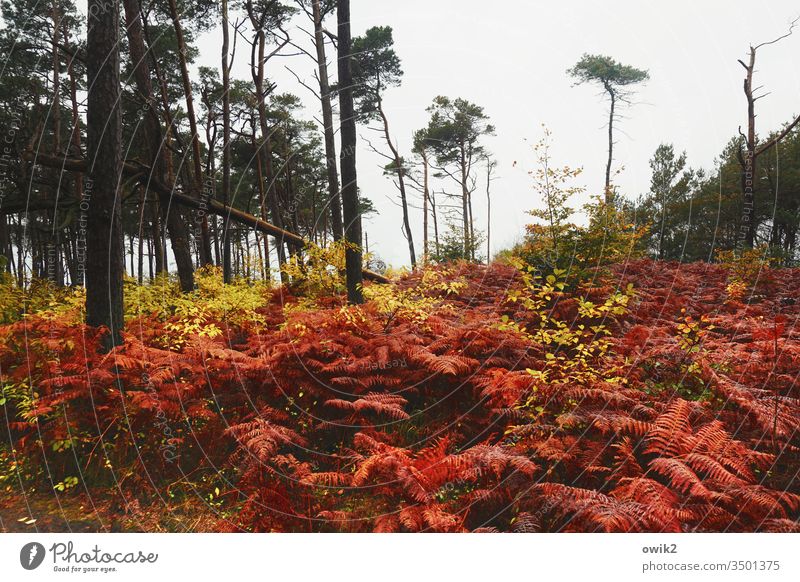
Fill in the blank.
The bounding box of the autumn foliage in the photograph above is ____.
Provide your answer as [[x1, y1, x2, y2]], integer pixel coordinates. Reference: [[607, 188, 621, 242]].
[[1, 258, 799, 532]]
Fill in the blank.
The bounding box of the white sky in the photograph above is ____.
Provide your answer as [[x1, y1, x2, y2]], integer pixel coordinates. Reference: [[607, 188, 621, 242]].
[[123, 1, 800, 267]]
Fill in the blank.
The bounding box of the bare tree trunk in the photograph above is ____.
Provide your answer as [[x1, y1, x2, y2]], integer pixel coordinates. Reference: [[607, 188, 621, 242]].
[[421, 149, 429, 262], [86, 0, 124, 348], [128, 233, 135, 276], [282, 134, 301, 255], [0, 217, 10, 274], [147, 235, 153, 280], [251, 119, 272, 277], [49, 0, 63, 286], [736, 27, 800, 250], [137, 185, 146, 283], [51, 0, 61, 154], [201, 85, 222, 273], [16, 215, 24, 287], [459, 145, 470, 258], [221, 0, 233, 282], [312, 0, 344, 242], [378, 98, 416, 268], [467, 190, 475, 261], [604, 87, 616, 201], [255, 230, 264, 280], [167, 0, 212, 266], [64, 20, 84, 285], [245, 2, 288, 274], [337, 0, 363, 303], [432, 190, 440, 259], [740, 48, 758, 249], [150, 200, 164, 275], [486, 159, 492, 262], [124, 0, 194, 291]]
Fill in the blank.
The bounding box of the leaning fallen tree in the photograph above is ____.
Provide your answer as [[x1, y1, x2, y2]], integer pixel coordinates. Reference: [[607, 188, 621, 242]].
[[16, 151, 389, 284]]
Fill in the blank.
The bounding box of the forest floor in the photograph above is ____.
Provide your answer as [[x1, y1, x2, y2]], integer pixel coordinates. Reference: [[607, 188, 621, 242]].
[[0, 259, 799, 532], [0, 492, 219, 532]]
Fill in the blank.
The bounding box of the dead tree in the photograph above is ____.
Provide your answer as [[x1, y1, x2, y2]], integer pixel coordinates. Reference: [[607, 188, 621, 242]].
[[737, 16, 800, 248]]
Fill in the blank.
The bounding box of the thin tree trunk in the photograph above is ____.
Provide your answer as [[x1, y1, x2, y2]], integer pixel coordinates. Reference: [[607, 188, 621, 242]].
[[0, 217, 9, 274], [251, 119, 272, 277], [421, 149, 429, 262], [137, 186, 146, 283], [167, 0, 213, 266], [150, 199, 164, 275], [259, 113, 288, 270], [337, 0, 363, 303], [312, 0, 344, 241], [49, 0, 63, 286], [201, 86, 220, 272], [221, 0, 233, 282], [51, 0, 61, 154], [245, 2, 288, 274], [467, 190, 475, 261], [17, 215, 24, 287], [147, 235, 153, 280], [432, 190, 440, 259], [129, 233, 135, 276], [741, 47, 757, 249], [486, 161, 492, 262], [459, 145, 469, 258], [378, 97, 416, 268], [605, 86, 616, 202], [64, 20, 84, 284]]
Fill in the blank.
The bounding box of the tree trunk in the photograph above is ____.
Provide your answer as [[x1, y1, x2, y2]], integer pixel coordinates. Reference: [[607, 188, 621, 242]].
[[167, 0, 213, 266], [741, 47, 757, 249], [246, 4, 288, 274], [51, 0, 61, 155], [337, 0, 363, 303], [150, 200, 164, 275], [467, 189, 475, 261], [251, 119, 272, 276], [421, 149, 429, 262], [378, 98, 416, 268], [486, 161, 492, 262], [147, 236, 153, 280], [605, 87, 616, 202], [49, 0, 63, 286], [123, 0, 194, 291], [137, 185, 146, 283], [221, 0, 233, 282], [86, 0, 124, 348], [16, 215, 24, 286], [459, 144, 470, 258], [0, 217, 9, 273], [736, 39, 800, 249], [431, 190, 440, 259], [64, 19, 84, 271], [312, 0, 344, 242]]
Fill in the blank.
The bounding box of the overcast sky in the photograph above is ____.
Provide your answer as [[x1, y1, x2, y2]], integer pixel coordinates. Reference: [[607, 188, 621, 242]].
[[196, 0, 800, 267]]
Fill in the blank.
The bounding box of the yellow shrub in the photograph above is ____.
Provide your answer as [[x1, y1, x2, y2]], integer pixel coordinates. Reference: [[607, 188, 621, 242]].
[[281, 240, 350, 297], [126, 266, 270, 350], [715, 245, 775, 300], [504, 261, 634, 389]]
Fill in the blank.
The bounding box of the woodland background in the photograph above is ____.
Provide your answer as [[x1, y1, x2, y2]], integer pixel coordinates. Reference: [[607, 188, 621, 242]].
[[0, 1, 798, 532]]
